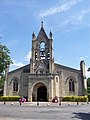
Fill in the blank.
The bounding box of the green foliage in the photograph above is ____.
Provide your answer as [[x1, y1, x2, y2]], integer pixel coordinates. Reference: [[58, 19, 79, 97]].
[[0, 43, 13, 76], [0, 76, 5, 90], [62, 96, 87, 102], [88, 94, 90, 101], [87, 78, 90, 87], [87, 78, 90, 94], [87, 68, 90, 71], [0, 74, 5, 95], [87, 87, 90, 93], [0, 43, 13, 93], [0, 96, 20, 101]]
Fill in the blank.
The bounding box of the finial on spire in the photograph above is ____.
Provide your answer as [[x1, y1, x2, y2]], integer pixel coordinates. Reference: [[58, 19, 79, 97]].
[[32, 31, 35, 39], [49, 30, 53, 39], [41, 21, 43, 27]]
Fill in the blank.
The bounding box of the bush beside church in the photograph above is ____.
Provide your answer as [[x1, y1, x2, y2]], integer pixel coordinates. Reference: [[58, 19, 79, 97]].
[[0, 96, 89, 102]]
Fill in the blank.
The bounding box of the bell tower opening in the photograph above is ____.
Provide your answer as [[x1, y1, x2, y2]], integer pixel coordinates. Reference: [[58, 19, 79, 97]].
[[40, 42, 45, 60]]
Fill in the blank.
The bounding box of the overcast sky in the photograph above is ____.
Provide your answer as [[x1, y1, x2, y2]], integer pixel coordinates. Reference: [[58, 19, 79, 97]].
[[0, 0, 90, 78]]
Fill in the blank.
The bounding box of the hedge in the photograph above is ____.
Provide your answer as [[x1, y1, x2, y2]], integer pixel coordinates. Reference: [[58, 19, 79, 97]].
[[0, 96, 20, 101], [0, 95, 89, 102], [62, 96, 87, 102]]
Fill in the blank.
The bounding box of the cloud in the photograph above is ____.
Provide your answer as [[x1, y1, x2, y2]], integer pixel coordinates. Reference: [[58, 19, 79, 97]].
[[39, 0, 82, 17], [70, 9, 90, 25], [25, 51, 32, 62], [10, 60, 25, 71], [59, 8, 90, 28], [76, 56, 89, 62], [12, 60, 25, 67], [54, 8, 90, 33], [10, 50, 32, 71]]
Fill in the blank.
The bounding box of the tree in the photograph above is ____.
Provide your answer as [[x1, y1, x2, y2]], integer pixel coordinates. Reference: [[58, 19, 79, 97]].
[[0, 43, 12, 93], [87, 68, 90, 71], [87, 78, 90, 86], [0, 76, 5, 95], [87, 78, 90, 94], [87, 77, 90, 102], [0, 43, 12, 76]]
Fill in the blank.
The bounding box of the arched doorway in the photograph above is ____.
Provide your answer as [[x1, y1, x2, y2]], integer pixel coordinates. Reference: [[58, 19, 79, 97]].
[[37, 86, 47, 101], [32, 82, 47, 102]]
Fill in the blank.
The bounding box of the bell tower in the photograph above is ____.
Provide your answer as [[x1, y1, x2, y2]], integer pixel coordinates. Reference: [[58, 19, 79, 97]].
[[30, 22, 54, 74]]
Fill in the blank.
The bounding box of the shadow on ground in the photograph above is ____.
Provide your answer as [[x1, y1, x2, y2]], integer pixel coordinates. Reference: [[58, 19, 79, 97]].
[[73, 112, 90, 120]]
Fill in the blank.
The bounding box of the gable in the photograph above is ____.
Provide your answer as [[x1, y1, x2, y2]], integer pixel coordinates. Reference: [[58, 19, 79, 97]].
[[36, 26, 49, 43], [54, 63, 80, 73]]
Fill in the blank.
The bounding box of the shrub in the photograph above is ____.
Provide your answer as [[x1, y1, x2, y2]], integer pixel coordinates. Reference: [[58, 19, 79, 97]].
[[62, 96, 87, 102], [0, 96, 20, 101], [87, 87, 90, 93], [88, 94, 90, 101]]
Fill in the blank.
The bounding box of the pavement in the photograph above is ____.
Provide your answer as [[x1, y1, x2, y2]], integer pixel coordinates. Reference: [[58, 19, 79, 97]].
[[0, 102, 90, 120]]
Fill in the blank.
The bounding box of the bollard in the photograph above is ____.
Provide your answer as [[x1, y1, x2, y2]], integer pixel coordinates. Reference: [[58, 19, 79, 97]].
[[47, 103, 50, 106], [87, 101, 89, 104], [59, 99, 61, 106], [68, 103, 71, 106], [20, 101, 21, 105], [59, 102, 61, 106], [37, 102, 39, 106], [77, 101, 79, 105], [4, 101, 6, 105], [59, 97, 62, 106], [11, 103, 13, 105]]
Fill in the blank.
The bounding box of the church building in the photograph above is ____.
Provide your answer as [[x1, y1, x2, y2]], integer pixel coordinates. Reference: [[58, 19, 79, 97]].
[[4, 22, 87, 102]]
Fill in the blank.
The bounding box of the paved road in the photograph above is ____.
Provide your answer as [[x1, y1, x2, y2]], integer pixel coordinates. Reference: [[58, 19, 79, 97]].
[[0, 102, 90, 120]]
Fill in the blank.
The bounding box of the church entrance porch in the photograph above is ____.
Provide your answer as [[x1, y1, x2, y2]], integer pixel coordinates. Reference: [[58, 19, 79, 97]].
[[37, 86, 47, 101], [32, 82, 48, 102]]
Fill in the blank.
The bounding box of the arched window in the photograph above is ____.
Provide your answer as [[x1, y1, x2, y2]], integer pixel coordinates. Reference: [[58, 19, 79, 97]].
[[69, 79, 75, 91], [13, 79, 18, 92]]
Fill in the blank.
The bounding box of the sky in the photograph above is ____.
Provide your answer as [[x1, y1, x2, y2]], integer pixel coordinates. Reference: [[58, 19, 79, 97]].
[[0, 0, 90, 78]]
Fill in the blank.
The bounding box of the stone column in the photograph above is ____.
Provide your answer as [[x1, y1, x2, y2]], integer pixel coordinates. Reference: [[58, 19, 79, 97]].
[[48, 77, 53, 102], [28, 77, 33, 102], [58, 71, 63, 101]]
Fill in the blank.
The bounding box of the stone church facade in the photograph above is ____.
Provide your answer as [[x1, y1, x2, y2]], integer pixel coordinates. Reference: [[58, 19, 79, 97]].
[[4, 22, 87, 102]]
